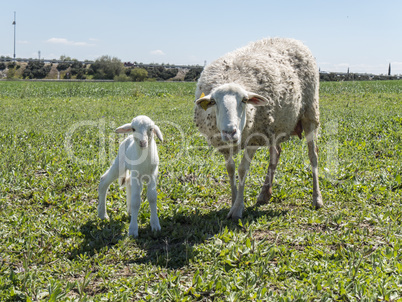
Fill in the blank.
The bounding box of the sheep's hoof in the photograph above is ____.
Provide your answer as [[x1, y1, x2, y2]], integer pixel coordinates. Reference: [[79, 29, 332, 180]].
[[256, 193, 271, 205], [227, 206, 243, 221]]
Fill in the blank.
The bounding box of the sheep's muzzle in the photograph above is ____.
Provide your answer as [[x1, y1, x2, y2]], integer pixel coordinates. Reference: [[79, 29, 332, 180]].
[[221, 129, 239, 142]]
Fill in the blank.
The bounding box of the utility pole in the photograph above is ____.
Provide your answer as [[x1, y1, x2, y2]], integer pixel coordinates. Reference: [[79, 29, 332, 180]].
[[388, 63, 391, 76], [12, 12, 16, 61]]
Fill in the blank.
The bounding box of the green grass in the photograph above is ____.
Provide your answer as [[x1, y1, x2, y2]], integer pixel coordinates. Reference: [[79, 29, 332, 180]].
[[0, 80, 401, 301]]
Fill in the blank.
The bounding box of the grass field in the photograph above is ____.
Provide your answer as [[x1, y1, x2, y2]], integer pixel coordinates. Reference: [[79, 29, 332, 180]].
[[0, 80, 401, 301]]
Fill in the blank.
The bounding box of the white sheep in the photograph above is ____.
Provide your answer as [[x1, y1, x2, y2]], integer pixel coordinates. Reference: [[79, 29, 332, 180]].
[[194, 38, 323, 220], [98, 115, 163, 237]]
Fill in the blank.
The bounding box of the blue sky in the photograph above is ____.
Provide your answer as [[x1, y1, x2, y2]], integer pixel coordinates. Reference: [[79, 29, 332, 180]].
[[1, 0, 401, 74]]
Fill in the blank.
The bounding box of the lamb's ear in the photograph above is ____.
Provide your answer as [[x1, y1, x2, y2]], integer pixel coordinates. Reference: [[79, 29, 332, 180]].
[[195, 93, 215, 111], [245, 93, 270, 106], [153, 125, 163, 142], [115, 123, 133, 133]]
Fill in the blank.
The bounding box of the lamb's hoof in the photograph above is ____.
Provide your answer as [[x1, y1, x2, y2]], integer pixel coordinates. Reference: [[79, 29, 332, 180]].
[[128, 228, 139, 238], [150, 219, 161, 232], [98, 212, 109, 220], [313, 193, 323, 209]]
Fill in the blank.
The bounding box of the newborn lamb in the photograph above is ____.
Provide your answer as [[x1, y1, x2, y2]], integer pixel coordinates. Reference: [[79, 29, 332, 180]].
[[98, 115, 163, 237]]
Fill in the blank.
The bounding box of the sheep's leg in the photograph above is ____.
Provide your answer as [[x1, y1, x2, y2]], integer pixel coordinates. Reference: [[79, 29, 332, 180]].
[[303, 121, 323, 209], [128, 177, 142, 237], [147, 174, 161, 232], [227, 147, 257, 221], [256, 145, 282, 205], [98, 163, 120, 220], [224, 155, 237, 205]]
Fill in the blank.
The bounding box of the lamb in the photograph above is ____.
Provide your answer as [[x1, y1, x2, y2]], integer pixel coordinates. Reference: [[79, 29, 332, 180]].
[[98, 115, 163, 237], [194, 38, 323, 220]]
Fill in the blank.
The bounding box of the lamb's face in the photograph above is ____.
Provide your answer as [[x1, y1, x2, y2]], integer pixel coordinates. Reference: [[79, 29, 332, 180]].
[[115, 115, 163, 148], [196, 83, 269, 143], [131, 117, 155, 148]]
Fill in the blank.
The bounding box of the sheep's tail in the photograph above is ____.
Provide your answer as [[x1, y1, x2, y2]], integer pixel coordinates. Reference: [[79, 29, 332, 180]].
[[119, 170, 130, 187]]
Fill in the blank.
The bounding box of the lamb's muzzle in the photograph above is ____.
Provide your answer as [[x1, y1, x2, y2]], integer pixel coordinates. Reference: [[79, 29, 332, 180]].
[[139, 140, 148, 148]]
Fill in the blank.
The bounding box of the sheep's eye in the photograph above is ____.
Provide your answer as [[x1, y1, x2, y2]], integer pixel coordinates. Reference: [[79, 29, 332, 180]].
[[242, 97, 248, 103], [132, 128, 136, 132], [210, 99, 216, 105]]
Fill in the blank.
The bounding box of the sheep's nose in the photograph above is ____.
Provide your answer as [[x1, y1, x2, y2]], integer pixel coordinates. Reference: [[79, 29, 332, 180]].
[[139, 140, 148, 148], [221, 128, 238, 141]]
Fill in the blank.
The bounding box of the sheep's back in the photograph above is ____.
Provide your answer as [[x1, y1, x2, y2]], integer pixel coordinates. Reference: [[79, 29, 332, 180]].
[[194, 38, 319, 149]]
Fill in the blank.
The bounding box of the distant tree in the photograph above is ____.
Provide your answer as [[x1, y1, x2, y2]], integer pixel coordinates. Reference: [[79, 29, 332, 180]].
[[89, 55, 124, 80], [57, 62, 70, 71], [114, 73, 131, 82], [7, 62, 16, 69], [23, 61, 51, 79], [0, 63, 6, 70], [146, 66, 178, 81], [70, 60, 86, 79], [7, 68, 16, 79], [57, 56, 74, 71], [184, 66, 203, 81], [130, 68, 148, 82]]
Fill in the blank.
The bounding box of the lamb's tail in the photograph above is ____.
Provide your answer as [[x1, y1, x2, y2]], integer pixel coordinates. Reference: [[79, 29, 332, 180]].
[[118, 170, 130, 187]]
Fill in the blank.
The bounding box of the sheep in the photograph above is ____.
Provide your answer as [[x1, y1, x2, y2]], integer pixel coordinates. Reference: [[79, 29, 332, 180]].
[[193, 38, 323, 221], [98, 115, 163, 237]]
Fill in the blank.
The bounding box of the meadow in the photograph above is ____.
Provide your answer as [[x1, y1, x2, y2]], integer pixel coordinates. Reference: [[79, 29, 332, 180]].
[[0, 80, 401, 301]]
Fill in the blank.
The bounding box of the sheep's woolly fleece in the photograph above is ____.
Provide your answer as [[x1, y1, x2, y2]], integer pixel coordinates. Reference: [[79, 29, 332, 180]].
[[194, 37, 320, 153]]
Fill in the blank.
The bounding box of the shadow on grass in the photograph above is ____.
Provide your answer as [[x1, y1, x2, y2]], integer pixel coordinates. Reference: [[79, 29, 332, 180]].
[[70, 204, 288, 269]]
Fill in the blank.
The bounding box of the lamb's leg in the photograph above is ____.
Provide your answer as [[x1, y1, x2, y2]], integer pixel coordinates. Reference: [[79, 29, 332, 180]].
[[128, 177, 142, 237], [256, 145, 282, 205], [224, 155, 237, 205], [98, 163, 120, 220], [303, 121, 323, 209], [227, 147, 257, 221], [125, 171, 132, 215], [147, 174, 161, 232]]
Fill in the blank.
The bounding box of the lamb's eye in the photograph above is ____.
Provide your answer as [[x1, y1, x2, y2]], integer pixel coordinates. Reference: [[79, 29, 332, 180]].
[[132, 128, 136, 132], [242, 97, 248, 103], [210, 99, 216, 105]]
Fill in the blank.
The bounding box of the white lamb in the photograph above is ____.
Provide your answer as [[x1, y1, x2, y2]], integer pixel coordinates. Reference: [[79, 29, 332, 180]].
[[98, 115, 163, 237], [194, 38, 323, 220]]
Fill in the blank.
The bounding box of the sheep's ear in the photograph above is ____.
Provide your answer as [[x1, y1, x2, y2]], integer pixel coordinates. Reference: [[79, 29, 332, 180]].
[[246, 93, 270, 106], [153, 125, 163, 142], [195, 93, 215, 111], [115, 123, 133, 133]]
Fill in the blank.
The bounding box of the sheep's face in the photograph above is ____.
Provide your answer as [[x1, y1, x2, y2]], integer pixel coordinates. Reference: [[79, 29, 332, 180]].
[[115, 115, 163, 148], [196, 83, 269, 143]]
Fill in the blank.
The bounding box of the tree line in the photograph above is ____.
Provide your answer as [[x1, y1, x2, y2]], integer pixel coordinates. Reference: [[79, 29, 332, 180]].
[[0, 55, 204, 82], [1, 55, 400, 82]]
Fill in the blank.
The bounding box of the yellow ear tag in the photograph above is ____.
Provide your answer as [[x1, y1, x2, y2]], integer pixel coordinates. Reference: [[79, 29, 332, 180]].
[[199, 99, 210, 110], [198, 93, 209, 110]]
